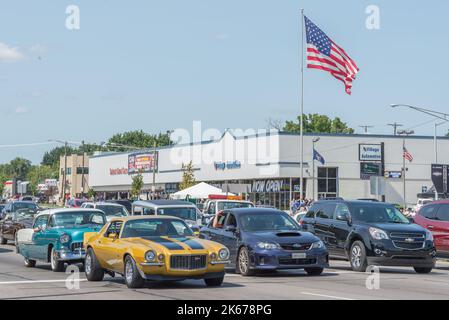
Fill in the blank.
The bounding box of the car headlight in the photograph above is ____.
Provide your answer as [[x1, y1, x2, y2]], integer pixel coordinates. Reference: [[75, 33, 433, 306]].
[[218, 248, 230, 260], [369, 227, 389, 240], [145, 250, 156, 261], [60, 234, 70, 244], [257, 242, 280, 250], [310, 240, 324, 249], [425, 230, 434, 241]]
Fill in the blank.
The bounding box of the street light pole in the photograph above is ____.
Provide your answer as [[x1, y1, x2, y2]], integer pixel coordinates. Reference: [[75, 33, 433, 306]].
[[391, 104, 449, 201], [151, 141, 157, 200], [312, 137, 320, 201], [81, 140, 85, 197], [398, 129, 414, 211]]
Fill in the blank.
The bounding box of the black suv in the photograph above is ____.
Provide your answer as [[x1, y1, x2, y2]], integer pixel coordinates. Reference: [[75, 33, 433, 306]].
[[301, 200, 436, 273]]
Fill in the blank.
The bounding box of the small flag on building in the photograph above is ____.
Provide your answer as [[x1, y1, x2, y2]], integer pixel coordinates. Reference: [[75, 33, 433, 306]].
[[313, 149, 326, 165], [304, 15, 360, 94], [403, 147, 413, 162]]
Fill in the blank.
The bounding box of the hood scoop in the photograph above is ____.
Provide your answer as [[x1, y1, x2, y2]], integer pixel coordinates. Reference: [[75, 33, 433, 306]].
[[276, 232, 301, 237]]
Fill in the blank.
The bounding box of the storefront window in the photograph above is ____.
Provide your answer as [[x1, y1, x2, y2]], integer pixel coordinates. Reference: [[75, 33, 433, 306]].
[[318, 167, 339, 199]]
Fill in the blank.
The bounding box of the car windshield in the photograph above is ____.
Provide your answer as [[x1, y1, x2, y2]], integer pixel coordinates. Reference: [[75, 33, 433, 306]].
[[14, 209, 36, 220], [349, 204, 410, 224], [239, 212, 300, 232], [121, 219, 193, 238], [157, 207, 197, 221], [97, 205, 128, 217], [218, 202, 254, 210], [13, 202, 38, 211], [51, 211, 106, 227]]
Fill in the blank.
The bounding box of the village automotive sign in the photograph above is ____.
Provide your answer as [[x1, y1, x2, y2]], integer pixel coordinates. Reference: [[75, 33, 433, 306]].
[[359, 144, 383, 162]]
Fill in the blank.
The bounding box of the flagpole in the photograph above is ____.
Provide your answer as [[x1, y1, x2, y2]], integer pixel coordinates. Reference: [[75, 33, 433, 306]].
[[299, 8, 305, 202]]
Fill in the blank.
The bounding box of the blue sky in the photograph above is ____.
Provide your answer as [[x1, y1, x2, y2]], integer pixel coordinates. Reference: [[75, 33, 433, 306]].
[[0, 0, 448, 163]]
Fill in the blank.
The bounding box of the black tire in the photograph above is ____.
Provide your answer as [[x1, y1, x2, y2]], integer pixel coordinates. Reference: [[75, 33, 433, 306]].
[[204, 276, 224, 287], [305, 267, 324, 276], [85, 248, 104, 281], [349, 241, 368, 272], [237, 247, 255, 276], [24, 257, 36, 268], [414, 267, 433, 274], [124, 255, 145, 288], [50, 247, 65, 272], [0, 233, 7, 245]]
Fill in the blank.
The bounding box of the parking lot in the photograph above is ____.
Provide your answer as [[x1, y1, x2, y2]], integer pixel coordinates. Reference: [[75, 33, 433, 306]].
[[1, 243, 449, 300]]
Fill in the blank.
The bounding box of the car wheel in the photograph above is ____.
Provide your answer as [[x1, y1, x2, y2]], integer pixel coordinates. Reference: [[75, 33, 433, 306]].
[[0, 233, 7, 245], [124, 255, 145, 288], [237, 247, 254, 276], [204, 276, 224, 287], [50, 247, 65, 272], [349, 241, 368, 272], [304, 267, 324, 276], [24, 257, 36, 268], [414, 267, 432, 274], [85, 248, 104, 281]]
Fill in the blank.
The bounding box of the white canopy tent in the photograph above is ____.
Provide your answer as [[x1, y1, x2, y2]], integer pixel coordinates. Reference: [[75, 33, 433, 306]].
[[170, 182, 234, 200]]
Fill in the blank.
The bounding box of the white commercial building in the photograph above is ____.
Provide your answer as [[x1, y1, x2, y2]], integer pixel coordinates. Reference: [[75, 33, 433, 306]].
[[89, 131, 449, 210]]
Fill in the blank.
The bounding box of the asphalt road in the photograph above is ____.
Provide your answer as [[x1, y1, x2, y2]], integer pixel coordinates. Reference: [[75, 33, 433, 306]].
[[1, 243, 449, 300]]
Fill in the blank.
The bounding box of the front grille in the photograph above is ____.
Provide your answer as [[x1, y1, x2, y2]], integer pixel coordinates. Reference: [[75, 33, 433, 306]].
[[280, 243, 312, 251], [71, 242, 84, 251], [170, 255, 207, 270], [278, 258, 316, 265], [390, 232, 425, 250]]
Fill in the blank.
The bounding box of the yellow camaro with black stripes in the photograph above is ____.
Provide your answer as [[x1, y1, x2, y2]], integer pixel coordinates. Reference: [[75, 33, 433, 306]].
[[83, 216, 230, 288]]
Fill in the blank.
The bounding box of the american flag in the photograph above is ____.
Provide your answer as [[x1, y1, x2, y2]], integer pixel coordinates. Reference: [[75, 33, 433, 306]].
[[403, 147, 413, 162], [304, 16, 359, 95]]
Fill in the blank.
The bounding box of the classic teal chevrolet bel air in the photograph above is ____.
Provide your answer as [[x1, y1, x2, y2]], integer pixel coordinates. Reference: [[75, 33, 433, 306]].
[[16, 208, 106, 272]]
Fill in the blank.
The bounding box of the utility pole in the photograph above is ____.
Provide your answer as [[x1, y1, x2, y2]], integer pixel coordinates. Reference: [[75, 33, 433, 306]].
[[387, 122, 403, 136], [81, 140, 85, 197], [61, 141, 68, 204], [359, 125, 374, 134]]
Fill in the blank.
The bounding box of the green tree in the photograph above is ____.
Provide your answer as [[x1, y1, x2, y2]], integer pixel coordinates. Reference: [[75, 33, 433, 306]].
[[179, 161, 196, 190], [130, 172, 144, 199], [87, 188, 95, 200], [0, 172, 7, 196], [27, 165, 59, 195], [283, 113, 355, 134], [107, 130, 173, 152], [41, 146, 76, 167], [9, 158, 32, 179]]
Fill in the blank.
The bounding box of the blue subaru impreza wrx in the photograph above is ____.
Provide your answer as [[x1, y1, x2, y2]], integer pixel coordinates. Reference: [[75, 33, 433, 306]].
[[199, 208, 329, 276]]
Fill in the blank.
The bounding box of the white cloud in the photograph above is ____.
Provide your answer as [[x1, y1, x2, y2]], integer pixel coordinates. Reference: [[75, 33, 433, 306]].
[[15, 106, 28, 114], [0, 43, 25, 62]]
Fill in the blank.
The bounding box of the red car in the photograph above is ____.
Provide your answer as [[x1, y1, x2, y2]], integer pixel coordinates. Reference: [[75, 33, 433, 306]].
[[414, 200, 449, 258]]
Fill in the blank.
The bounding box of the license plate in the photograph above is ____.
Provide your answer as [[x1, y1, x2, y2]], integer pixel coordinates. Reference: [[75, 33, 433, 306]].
[[292, 253, 306, 259]]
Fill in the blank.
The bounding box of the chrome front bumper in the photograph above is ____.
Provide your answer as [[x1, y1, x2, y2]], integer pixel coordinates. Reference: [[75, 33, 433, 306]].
[[55, 249, 85, 261]]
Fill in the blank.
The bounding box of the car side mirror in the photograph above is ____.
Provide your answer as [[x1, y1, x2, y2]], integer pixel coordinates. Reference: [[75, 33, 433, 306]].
[[408, 217, 415, 224], [225, 225, 237, 233], [336, 213, 349, 222]]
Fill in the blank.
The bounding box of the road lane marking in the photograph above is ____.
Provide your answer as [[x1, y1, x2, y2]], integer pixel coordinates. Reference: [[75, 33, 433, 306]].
[[0, 279, 88, 285], [301, 291, 354, 300]]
